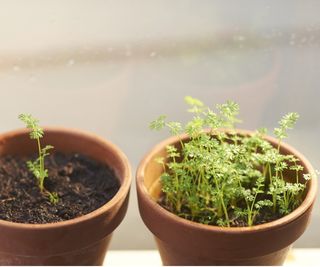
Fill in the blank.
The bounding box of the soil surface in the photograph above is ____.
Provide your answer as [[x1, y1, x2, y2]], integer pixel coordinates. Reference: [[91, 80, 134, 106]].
[[0, 153, 120, 224]]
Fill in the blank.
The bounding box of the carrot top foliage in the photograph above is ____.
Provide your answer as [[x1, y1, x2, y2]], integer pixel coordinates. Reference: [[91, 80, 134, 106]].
[[19, 114, 58, 204], [150, 97, 312, 227]]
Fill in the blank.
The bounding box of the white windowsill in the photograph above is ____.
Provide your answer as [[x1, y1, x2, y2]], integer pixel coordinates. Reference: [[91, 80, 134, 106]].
[[104, 249, 319, 266]]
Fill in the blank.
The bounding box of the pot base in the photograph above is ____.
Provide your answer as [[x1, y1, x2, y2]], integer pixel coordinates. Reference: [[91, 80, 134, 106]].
[[156, 237, 290, 266], [0, 235, 112, 265]]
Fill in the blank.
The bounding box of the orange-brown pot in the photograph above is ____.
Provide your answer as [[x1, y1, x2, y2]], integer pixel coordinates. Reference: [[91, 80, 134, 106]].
[[0, 127, 131, 265], [136, 130, 317, 265]]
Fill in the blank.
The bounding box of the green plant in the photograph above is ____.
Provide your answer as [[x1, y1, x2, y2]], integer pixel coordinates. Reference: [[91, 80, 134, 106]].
[[19, 114, 58, 204], [150, 96, 313, 227]]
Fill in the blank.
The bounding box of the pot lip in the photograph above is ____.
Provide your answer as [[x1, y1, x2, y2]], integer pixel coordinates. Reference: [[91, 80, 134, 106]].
[[0, 126, 132, 229], [136, 128, 318, 234]]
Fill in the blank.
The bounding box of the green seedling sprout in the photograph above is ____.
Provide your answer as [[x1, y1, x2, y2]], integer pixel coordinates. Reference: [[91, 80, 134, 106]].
[[18, 114, 58, 204], [150, 96, 311, 227]]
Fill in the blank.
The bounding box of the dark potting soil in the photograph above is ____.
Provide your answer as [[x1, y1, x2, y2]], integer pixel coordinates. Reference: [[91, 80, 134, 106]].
[[0, 153, 120, 224]]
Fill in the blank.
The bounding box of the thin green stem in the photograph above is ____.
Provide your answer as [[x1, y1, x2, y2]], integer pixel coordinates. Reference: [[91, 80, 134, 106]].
[[220, 193, 230, 227], [268, 163, 273, 185], [37, 138, 44, 192]]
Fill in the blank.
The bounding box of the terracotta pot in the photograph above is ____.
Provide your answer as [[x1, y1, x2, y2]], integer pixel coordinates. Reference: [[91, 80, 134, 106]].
[[136, 130, 317, 265], [0, 127, 131, 265]]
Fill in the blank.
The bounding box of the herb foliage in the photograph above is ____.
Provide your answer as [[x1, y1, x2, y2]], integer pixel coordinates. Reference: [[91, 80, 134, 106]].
[[150, 97, 311, 227], [19, 114, 58, 204]]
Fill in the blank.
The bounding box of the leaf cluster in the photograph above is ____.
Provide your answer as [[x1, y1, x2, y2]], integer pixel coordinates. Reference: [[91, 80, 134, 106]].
[[150, 97, 311, 227]]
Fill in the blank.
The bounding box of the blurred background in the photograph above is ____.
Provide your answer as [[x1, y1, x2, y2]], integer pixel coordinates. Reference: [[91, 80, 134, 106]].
[[0, 0, 319, 249]]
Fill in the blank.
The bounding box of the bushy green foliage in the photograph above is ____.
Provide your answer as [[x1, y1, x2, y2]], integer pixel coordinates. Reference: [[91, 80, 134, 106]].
[[150, 97, 312, 227], [19, 114, 58, 204]]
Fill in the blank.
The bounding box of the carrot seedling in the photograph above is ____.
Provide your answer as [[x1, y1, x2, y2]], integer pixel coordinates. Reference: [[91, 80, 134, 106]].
[[19, 114, 58, 204], [150, 97, 313, 227]]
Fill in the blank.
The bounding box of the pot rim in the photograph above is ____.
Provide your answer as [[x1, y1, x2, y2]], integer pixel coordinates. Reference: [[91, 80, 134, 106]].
[[136, 128, 317, 234], [0, 126, 132, 229]]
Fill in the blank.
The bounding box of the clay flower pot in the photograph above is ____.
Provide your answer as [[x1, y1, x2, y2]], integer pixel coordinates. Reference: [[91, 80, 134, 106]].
[[136, 130, 317, 265], [0, 127, 131, 265]]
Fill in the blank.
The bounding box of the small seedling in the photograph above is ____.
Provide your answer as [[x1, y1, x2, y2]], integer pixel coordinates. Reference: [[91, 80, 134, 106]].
[[19, 114, 58, 204], [150, 97, 312, 227]]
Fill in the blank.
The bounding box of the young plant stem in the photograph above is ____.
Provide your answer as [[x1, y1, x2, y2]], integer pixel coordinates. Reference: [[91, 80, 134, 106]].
[[220, 194, 230, 227], [37, 138, 44, 192]]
